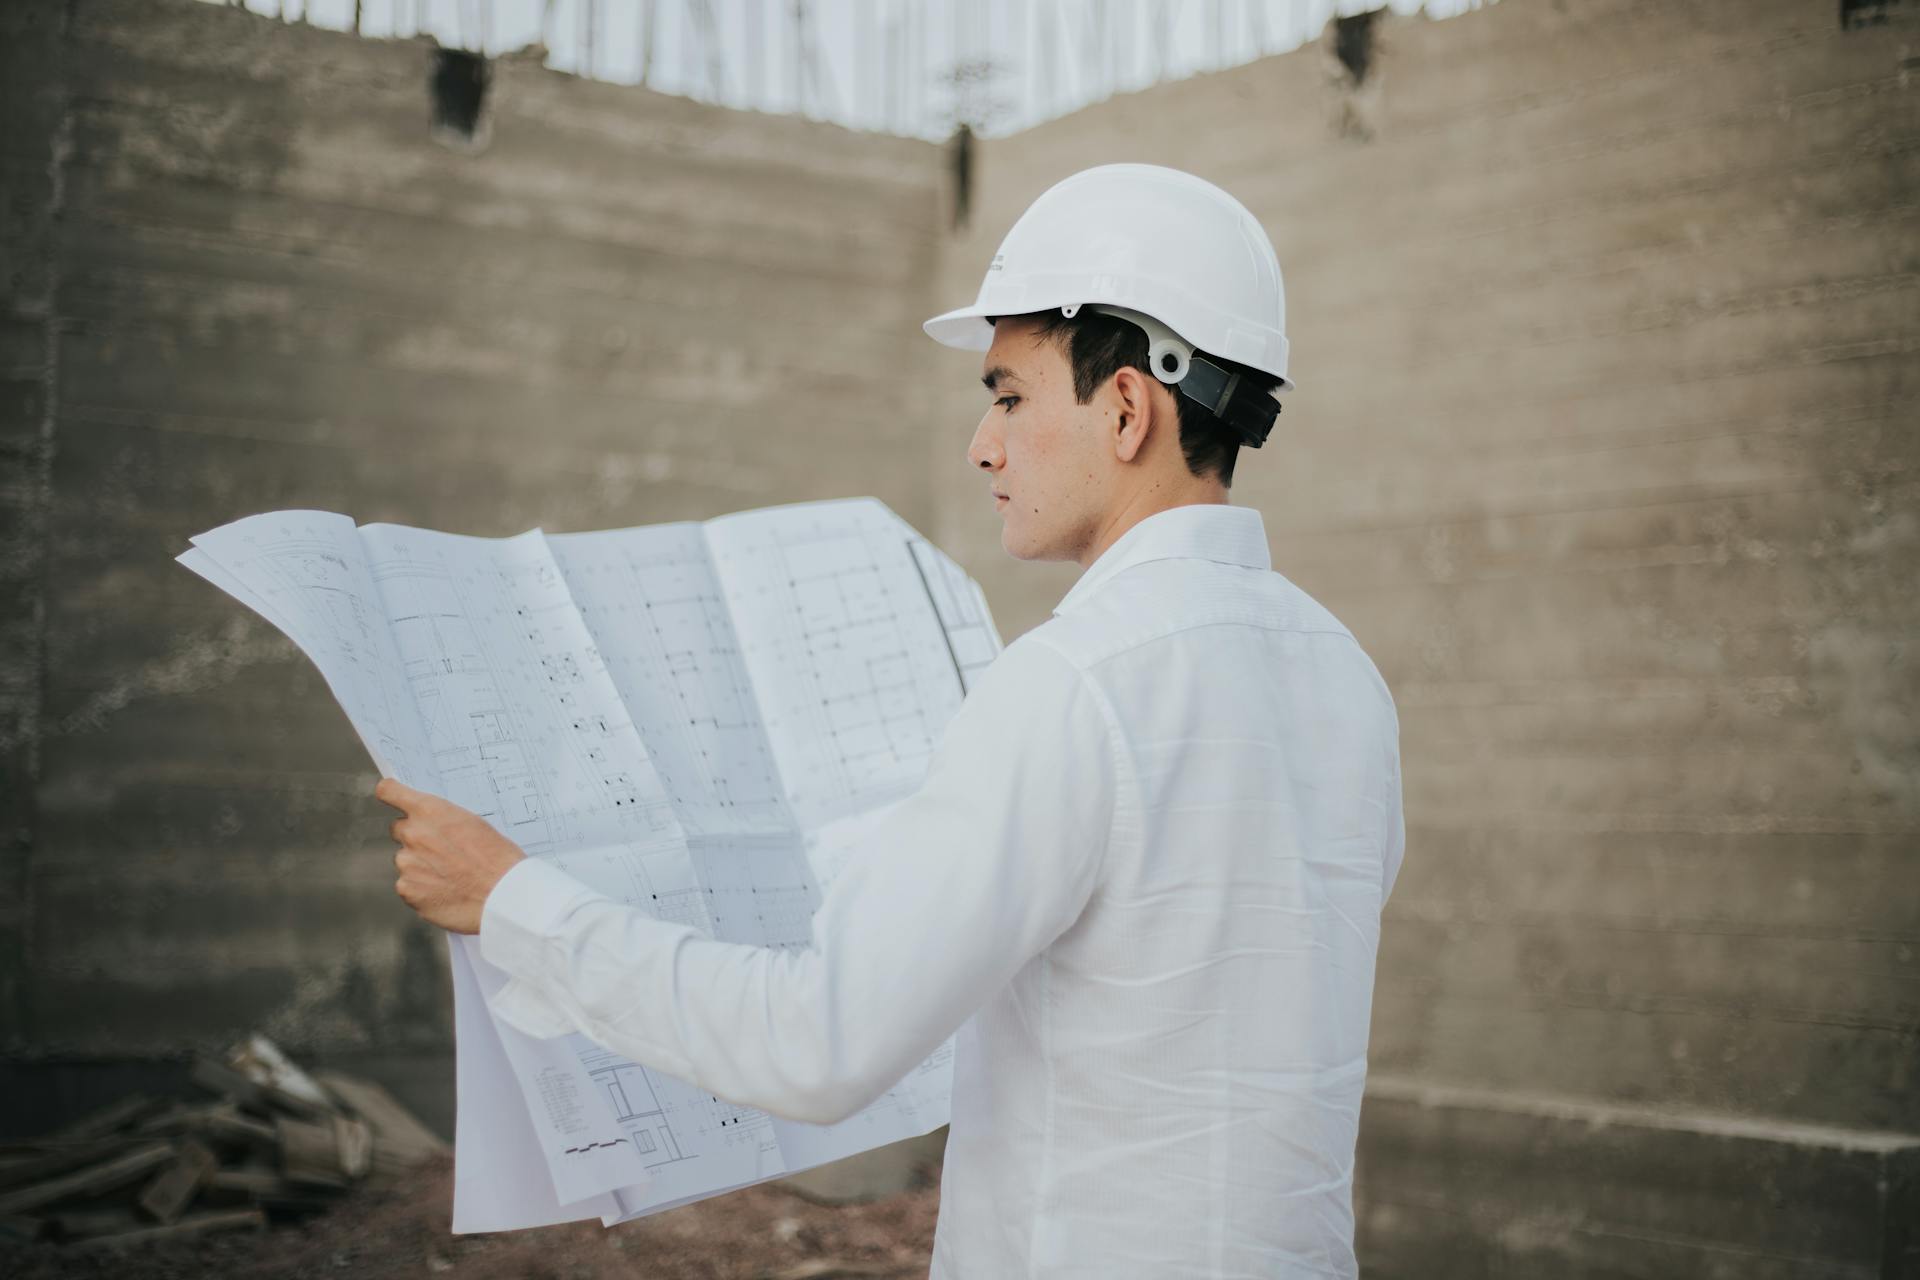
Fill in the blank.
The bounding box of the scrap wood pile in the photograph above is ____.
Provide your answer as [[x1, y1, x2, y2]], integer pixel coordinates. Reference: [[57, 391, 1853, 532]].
[[0, 1035, 445, 1253]]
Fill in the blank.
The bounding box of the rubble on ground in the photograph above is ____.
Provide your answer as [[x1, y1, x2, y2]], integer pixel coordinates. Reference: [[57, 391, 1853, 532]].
[[0, 1036, 941, 1278], [0, 1035, 446, 1254]]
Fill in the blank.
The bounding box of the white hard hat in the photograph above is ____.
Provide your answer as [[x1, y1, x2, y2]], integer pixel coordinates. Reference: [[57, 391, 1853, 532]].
[[923, 163, 1293, 397]]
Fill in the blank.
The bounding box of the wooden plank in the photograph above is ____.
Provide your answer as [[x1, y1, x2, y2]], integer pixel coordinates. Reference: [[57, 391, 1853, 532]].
[[48, 1207, 143, 1241], [138, 1100, 278, 1149], [199, 1108, 280, 1150], [334, 1115, 371, 1181], [274, 1116, 349, 1189], [0, 1143, 173, 1217], [48, 1094, 159, 1141], [189, 1056, 272, 1112], [316, 1070, 448, 1169], [190, 1056, 330, 1121], [206, 1166, 291, 1197], [227, 1034, 332, 1110], [0, 1139, 124, 1192], [69, 1207, 267, 1252], [137, 1138, 217, 1223]]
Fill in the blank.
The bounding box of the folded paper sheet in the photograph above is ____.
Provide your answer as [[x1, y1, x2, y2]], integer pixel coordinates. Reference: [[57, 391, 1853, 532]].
[[179, 498, 1001, 1230]]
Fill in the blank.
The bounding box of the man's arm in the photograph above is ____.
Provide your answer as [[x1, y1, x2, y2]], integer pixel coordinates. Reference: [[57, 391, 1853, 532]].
[[399, 636, 1120, 1126]]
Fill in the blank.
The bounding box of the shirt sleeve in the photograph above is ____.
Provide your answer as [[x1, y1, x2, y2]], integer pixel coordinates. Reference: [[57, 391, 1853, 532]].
[[1382, 770, 1406, 900], [1381, 688, 1406, 900], [477, 634, 1119, 1126]]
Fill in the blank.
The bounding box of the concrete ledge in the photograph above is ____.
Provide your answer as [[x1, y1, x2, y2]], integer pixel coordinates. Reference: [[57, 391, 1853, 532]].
[[1356, 1076, 1920, 1279]]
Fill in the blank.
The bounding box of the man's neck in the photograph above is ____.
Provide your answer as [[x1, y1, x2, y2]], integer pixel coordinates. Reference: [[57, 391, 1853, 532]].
[[1076, 480, 1230, 569]]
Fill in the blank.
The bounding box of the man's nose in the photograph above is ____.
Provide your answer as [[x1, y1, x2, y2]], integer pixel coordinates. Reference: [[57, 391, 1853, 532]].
[[967, 412, 1004, 471]]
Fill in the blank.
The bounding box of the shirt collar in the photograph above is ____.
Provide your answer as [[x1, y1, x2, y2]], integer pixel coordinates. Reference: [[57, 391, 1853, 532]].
[[1052, 503, 1272, 616]]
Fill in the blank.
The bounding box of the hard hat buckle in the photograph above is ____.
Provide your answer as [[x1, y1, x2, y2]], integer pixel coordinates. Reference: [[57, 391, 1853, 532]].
[[1084, 305, 1279, 447]]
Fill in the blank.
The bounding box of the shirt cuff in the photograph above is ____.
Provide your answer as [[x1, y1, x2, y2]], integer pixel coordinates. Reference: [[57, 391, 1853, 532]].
[[478, 856, 604, 987]]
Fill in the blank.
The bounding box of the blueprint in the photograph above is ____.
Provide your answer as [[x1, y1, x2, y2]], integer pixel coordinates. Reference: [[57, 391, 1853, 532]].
[[179, 498, 999, 1230]]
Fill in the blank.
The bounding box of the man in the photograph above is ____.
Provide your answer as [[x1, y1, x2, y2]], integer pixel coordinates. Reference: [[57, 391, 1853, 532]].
[[381, 164, 1404, 1278]]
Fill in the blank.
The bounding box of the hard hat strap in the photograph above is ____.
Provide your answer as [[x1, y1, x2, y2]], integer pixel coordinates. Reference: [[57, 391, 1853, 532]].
[[1177, 354, 1282, 449], [1083, 304, 1281, 447]]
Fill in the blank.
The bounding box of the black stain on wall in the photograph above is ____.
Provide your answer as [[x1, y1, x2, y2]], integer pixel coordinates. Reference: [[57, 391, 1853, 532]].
[[430, 47, 490, 146], [1840, 0, 1908, 29], [950, 122, 974, 232], [1334, 12, 1376, 86]]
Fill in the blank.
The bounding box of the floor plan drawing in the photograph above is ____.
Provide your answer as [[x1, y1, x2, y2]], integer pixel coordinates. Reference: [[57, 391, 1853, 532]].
[[707, 501, 1000, 831], [180, 497, 999, 1232]]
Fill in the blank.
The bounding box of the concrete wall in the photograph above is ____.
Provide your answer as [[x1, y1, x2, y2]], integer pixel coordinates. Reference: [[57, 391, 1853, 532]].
[[3, 0, 1916, 1270], [1, 0, 944, 1078], [1, 0, 66, 1071], [923, 0, 1919, 1270], [933, 0, 1919, 1129]]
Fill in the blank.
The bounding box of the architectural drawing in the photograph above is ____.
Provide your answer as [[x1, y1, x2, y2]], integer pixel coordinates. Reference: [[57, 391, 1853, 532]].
[[180, 497, 999, 1232]]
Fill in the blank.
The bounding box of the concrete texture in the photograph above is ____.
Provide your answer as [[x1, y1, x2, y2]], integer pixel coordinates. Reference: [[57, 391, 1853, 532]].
[[1, 0, 944, 1068], [926, 0, 1920, 1131], [921, 2, 1920, 1269], [1356, 1075, 1920, 1278], [2, 0, 1916, 1270]]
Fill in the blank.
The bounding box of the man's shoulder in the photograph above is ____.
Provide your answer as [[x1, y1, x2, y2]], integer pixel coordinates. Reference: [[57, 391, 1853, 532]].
[[1037, 557, 1355, 669]]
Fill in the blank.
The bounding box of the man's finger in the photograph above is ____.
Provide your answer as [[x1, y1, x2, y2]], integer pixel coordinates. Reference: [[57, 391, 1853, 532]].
[[389, 817, 410, 845], [375, 776, 433, 813]]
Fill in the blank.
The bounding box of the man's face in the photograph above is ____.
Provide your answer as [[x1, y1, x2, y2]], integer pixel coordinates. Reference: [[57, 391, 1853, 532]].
[[967, 318, 1116, 563]]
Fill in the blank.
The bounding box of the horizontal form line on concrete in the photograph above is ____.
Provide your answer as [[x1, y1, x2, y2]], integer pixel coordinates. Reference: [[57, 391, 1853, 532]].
[[1272, 399, 1908, 463], [1365, 1072, 1920, 1152], [1389, 807, 1920, 836], [1383, 899, 1920, 947], [1282, 478, 1914, 569], [1372, 982, 1918, 1037]]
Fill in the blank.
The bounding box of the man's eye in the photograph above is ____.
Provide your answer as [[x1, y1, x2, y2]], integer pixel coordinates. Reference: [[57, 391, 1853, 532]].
[[995, 396, 1020, 411]]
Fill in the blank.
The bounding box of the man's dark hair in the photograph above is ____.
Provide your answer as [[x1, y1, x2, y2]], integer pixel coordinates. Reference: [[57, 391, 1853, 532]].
[[993, 310, 1279, 488]]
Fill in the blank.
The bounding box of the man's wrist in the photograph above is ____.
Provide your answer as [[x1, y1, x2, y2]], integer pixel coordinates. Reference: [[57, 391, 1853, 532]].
[[478, 858, 601, 982]]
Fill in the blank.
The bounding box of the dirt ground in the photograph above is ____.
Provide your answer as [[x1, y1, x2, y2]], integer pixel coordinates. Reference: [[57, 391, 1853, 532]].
[[2, 1156, 942, 1280]]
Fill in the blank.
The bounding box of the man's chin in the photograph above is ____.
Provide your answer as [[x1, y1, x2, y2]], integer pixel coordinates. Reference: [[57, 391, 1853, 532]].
[[1000, 526, 1064, 563]]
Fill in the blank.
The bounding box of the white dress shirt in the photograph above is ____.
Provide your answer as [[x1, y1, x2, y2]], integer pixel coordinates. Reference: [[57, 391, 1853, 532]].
[[480, 502, 1405, 1278]]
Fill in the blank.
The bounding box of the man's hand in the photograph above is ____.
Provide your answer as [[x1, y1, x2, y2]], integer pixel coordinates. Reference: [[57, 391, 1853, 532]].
[[376, 778, 526, 935]]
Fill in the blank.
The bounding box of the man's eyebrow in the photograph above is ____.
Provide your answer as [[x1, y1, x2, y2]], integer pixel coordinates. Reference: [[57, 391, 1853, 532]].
[[981, 366, 1022, 391]]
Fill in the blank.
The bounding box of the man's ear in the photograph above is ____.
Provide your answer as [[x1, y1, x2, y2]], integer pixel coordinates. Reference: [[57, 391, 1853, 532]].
[[1110, 366, 1156, 464]]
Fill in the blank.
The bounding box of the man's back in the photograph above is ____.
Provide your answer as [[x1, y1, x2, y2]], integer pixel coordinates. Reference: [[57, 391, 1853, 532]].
[[461, 505, 1401, 1275], [933, 504, 1405, 1279]]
